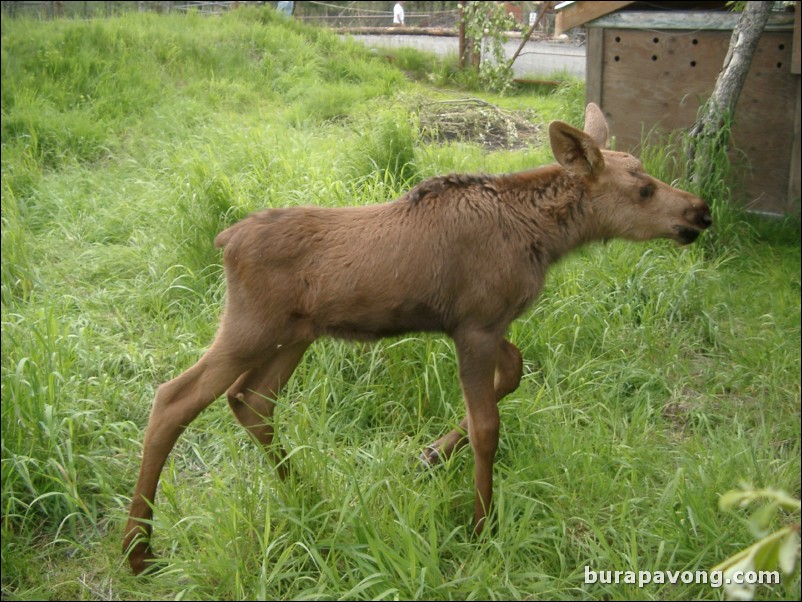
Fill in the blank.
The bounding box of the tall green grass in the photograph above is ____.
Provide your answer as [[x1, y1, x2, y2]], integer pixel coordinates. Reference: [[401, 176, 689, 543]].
[[2, 7, 799, 600]]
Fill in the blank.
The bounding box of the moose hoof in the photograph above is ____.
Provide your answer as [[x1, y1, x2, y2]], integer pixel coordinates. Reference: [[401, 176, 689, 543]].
[[128, 545, 163, 576], [418, 445, 442, 470]]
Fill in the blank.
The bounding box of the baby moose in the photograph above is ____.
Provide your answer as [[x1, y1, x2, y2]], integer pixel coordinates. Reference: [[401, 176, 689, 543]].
[[124, 103, 712, 574]]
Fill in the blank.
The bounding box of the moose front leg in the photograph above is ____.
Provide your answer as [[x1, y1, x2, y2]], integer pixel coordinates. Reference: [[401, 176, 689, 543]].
[[421, 338, 522, 468]]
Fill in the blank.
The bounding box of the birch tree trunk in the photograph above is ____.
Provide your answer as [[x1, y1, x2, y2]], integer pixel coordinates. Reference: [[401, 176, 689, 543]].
[[688, 1, 773, 186]]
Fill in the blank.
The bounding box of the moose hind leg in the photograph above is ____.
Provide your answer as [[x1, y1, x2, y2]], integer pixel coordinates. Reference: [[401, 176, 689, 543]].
[[420, 339, 522, 467], [451, 329, 505, 535], [226, 341, 309, 480], [123, 347, 250, 575]]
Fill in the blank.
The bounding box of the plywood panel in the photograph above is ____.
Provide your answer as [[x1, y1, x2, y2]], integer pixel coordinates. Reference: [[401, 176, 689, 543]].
[[732, 31, 797, 213], [597, 27, 797, 213]]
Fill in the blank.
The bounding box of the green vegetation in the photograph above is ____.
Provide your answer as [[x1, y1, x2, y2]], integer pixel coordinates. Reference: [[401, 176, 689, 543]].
[[2, 7, 799, 600]]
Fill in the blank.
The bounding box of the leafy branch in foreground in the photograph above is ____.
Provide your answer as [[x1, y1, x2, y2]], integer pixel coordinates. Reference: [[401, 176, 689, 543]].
[[711, 485, 800, 601]]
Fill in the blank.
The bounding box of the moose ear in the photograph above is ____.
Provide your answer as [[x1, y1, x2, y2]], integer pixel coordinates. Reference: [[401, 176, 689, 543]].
[[549, 121, 605, 176], [583, 103, 610, 149]]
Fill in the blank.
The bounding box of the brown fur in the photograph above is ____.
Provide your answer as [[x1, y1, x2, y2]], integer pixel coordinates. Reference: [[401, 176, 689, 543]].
[[123, 104, 712, 574]]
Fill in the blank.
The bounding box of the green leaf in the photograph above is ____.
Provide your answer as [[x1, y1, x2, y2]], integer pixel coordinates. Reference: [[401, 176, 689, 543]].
[[752, 534, 781, 573], [719, 489, 748, 512], [778, 529, 800, 575], [748, 501, 778, 538]]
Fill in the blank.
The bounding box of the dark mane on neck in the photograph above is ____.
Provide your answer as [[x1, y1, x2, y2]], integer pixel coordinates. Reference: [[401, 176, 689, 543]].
[[404, 173, 495, 204]]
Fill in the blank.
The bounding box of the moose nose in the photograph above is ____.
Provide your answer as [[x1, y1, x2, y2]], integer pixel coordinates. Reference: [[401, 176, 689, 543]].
[[686, 201, 713, 230]]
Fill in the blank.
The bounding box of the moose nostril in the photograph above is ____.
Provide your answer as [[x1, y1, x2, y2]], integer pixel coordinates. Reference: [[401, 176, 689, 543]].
[[684, 205, 712, 229]]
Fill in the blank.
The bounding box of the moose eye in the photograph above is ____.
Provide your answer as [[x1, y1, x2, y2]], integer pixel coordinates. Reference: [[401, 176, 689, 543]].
[[639, 183, 655, 200]]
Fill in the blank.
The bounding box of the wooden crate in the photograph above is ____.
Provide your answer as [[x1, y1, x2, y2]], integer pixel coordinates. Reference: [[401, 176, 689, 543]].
[[583, 10, 799, 214]]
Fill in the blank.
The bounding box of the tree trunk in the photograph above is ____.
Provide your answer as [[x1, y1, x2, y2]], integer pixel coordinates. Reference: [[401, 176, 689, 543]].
[[458, 2, 481, 69], [688, 2, 773, 186]]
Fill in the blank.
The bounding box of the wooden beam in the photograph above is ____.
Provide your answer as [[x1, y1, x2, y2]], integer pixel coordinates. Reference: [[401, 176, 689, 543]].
[[334, 27, 456, 36], [589, 11, 794, 31], [513, 78, 563, 86], [555, 1, 635, 34]]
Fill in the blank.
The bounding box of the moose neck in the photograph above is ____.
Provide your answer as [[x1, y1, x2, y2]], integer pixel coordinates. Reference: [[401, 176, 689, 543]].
[[502, 165, 608, 266]]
